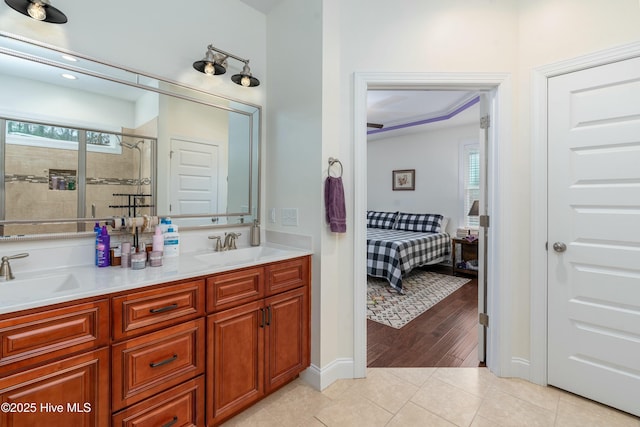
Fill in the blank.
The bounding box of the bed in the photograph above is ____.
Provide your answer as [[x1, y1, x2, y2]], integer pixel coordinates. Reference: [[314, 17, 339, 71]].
[[367, 211, 451, 293]]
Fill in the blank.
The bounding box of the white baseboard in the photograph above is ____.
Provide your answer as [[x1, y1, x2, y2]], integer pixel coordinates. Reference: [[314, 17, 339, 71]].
[[299, 358, 354, 391]]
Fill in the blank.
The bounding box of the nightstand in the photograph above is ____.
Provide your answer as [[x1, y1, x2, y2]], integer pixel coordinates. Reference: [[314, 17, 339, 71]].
[[451, 237, 478, 277]]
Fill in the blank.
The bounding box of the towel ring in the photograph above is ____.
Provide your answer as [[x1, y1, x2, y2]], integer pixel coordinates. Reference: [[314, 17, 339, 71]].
[[328, 157, 343, 178]]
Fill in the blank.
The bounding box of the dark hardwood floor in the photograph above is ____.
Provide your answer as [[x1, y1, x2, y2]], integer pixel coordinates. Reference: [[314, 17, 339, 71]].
[[367, 267, 482, 368]]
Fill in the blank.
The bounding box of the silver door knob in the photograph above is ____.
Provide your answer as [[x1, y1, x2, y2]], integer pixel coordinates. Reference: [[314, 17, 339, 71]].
[[553, 242, 567, 253]]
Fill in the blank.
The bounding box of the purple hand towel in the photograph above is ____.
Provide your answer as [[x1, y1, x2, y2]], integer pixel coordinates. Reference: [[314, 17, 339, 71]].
[[325, 176, 346, 233]]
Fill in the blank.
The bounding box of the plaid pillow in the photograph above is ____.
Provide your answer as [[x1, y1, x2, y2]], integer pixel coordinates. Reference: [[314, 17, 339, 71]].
[[366, 211, 398, 229], [395, 213, 443, 233]]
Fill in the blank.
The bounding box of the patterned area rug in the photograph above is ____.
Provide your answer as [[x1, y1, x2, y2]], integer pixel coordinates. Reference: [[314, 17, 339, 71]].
[[367, 270, 470, 329]]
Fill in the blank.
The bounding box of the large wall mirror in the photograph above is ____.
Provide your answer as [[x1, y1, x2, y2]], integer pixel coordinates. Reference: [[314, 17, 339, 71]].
[[0, 33, 260, 238]]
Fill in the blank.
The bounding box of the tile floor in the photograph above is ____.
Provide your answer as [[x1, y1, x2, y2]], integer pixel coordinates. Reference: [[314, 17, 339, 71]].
[[221, 368, 640, 427]]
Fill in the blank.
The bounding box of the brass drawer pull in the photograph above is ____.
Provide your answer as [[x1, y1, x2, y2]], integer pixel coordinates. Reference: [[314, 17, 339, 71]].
[[149, 304, 179, 314], [161, 416, 178, 427], [149, 354, 178, 368]]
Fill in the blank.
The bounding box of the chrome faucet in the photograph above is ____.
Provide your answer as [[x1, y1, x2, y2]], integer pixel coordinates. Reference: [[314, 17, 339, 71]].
[[208, 235, 223, 252], [0, 253, 29, 281], [223, 232, 241, 250], [208, 232, 241, 251]]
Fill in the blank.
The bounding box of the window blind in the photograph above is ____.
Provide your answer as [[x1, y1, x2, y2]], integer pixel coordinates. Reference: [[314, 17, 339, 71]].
[[463, 144, 480, 228]]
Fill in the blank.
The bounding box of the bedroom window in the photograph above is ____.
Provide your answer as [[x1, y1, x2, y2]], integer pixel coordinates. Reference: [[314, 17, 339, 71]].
[[463, 144, 480, 228]]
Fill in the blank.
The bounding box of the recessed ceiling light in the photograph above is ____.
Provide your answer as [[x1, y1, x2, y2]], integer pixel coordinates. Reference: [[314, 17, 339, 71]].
[[61, 54, 78, 62], [61, 73, 77, 80]]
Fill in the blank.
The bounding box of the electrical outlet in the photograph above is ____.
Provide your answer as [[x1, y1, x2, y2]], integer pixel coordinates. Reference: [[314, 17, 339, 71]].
[[281, 208, 298, 226], [270, 208, 276, 223]]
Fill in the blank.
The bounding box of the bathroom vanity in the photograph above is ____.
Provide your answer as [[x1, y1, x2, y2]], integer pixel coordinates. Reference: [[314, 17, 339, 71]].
[[0, 246, 311, 427]]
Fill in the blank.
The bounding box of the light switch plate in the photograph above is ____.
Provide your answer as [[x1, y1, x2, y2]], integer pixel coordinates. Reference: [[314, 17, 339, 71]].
[[281, 208, 298, 226]]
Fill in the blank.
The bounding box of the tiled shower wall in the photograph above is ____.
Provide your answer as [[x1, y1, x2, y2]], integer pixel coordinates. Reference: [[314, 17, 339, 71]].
[[4, 141, 150, 235]]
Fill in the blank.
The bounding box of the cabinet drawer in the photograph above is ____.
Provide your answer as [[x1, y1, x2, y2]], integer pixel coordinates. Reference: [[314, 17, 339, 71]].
[[113, 279, 204, 341], [206, 267, 264, 312], [112, 318, 205, 411], [0, 299, 109, 372], [0, 347, 109, 427], [112, 375, 204, 427], [265, 257, 309, 296]]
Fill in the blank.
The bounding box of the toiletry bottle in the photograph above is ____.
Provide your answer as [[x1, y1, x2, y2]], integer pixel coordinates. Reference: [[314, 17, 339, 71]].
[[251, 219, 260, 246], [159, 217, 172, 234], [94, 222, 101, 266], [121, 242, 131, 268], [152, 226, 164, 253], [96, 226, 110, 267], [163, 225, 180, 257]]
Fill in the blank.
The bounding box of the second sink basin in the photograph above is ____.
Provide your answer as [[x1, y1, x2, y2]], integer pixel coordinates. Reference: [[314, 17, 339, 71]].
[[194, 246, 289, 266]]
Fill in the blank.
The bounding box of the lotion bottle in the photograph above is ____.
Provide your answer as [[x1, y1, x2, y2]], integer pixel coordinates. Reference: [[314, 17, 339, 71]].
[[163, 225, 180, 257], [152, 227, 164, 253]]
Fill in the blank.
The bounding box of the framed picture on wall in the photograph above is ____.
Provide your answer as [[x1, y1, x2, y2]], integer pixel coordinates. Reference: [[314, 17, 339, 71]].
[[392, 169, 415, 191]]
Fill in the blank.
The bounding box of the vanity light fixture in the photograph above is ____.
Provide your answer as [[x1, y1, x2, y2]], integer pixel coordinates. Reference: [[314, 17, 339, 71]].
[[4, 0, 68, 24], [193, 45, 260, 87]]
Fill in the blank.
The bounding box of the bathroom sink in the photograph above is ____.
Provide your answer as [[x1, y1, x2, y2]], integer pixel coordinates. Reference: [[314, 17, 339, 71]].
[[0, 272, 81, 302], [194, 246, 289, 266]]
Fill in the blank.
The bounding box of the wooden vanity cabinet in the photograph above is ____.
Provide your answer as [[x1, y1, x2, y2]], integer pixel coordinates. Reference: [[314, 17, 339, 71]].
[[0, 299, 110, 427], [206, 256, 311, 426], [111, 279, 206, 426], [0, 254, 310, 427]]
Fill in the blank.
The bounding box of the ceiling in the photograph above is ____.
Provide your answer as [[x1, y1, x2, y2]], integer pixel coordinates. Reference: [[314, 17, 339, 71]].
[[367, 90, 480, 140]]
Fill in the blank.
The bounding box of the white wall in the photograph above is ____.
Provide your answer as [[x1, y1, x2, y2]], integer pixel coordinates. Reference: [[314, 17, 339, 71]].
[[367, 121, 479, 234], [315, 0, 640, 382], [265, 0, 324, 372]]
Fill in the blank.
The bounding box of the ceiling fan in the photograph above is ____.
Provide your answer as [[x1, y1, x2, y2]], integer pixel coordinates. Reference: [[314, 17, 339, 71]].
[[367, 122, 383, 129]]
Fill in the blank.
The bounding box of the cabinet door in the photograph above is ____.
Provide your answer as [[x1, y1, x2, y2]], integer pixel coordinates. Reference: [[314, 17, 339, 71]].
[[206, 300, 264, 426], [0, 347, 109, 427], [264, 286, 310, 393]]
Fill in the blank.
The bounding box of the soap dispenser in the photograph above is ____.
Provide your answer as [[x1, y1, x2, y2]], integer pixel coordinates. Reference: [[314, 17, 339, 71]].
[[250, 219, 260, 246]]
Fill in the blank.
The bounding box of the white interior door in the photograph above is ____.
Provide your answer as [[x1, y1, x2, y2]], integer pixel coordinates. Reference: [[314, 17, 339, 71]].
[[169, 138, 222, 225], [548, 56, 640, 416], [477, 93, 490, 363]]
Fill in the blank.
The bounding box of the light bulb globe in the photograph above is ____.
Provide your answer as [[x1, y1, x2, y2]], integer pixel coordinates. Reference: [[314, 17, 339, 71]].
[[27, 2, 46, 20]]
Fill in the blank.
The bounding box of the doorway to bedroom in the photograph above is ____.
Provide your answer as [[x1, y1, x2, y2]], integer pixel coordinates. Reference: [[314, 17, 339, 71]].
[[365, 89, 484, 368]]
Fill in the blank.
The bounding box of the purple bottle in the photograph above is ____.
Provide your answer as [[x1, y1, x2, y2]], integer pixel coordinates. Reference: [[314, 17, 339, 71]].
[[96, 226, 111, 267]]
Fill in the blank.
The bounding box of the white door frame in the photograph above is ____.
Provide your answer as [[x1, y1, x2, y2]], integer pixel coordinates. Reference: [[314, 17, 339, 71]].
[[530, 41, 640, 386], [353, 72, 513, 378]]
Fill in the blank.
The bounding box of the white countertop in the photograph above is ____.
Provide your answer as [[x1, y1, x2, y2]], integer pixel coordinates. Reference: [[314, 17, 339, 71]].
[[0, 244, 311, 315]]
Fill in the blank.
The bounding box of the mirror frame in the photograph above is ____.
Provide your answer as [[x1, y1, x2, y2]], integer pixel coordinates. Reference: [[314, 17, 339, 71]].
[[0, 32, 261, 240]]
